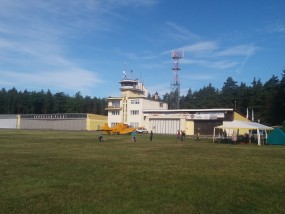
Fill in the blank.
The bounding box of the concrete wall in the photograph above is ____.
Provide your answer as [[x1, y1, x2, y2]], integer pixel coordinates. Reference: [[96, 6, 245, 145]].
[[233, 112, 249, 121], [86, 113, 107, 130], [0, 115, 17, 129], [141, 99, 168, 110], [20, 118, 86, 131]]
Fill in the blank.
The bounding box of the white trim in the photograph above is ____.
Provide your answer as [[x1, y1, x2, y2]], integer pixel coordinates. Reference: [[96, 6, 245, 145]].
[[143, 108, 233, 113]]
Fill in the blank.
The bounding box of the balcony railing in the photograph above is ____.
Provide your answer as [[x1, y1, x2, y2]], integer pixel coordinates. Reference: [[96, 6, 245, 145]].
[[105, 106, 122, 110]]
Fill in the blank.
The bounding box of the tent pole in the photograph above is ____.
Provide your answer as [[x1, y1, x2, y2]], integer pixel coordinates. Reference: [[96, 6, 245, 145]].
[[257, 129, 260, 146]]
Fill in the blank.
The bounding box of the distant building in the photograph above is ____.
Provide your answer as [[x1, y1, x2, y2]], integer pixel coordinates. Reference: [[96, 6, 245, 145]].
[[0, 113, 107, 131], [106, 75, 168, 128], [143, 109, 245, 135], [106, 74, 248, 135]]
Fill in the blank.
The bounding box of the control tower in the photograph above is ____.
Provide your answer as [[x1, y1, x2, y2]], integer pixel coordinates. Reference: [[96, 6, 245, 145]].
[[119, 69, 147, 98], [105, 67, 167, 127]]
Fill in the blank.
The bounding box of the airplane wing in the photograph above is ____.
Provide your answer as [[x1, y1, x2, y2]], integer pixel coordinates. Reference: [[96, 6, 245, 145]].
[[119, 128, 136, 135]]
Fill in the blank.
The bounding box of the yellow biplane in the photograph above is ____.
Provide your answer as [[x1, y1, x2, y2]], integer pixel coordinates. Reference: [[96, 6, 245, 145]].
[[100, 123, 136, 135]]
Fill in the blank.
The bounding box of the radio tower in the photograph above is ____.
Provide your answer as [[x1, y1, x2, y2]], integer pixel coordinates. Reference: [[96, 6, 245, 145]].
[[169, 50, 184, 109]]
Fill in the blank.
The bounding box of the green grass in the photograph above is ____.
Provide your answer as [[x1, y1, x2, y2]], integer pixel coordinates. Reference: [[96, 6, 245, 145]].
[[0, 130, 284, 214]]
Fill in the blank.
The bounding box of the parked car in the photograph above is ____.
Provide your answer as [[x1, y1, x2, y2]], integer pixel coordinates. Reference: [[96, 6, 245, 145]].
[[136, 127, 148, 134]]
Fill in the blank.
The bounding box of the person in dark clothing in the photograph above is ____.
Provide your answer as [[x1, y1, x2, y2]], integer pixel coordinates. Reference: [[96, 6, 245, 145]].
[[181, 130, 185, 141], [149, 130, 153, 142], [98, 134, 103, 142], [196, 128, 200, 141]]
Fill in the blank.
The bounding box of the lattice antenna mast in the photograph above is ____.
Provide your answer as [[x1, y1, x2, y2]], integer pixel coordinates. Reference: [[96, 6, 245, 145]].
[[170, 50, 184, 109]]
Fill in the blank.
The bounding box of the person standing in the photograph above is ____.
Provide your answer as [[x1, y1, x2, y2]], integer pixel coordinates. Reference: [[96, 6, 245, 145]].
[[98, 133, 103, 142], [196, 128, 200, 141], [181, 130, 185, 141], [149, 130, 153, 142], [249, 131, 252, 144], [177, 130, 180, 142], [232, 131, 237, 144], [132, 130, 137, 142]]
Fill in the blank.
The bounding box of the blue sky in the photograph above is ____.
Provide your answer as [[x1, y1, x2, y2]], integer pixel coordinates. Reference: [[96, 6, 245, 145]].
[[0, 0, 285, 98]]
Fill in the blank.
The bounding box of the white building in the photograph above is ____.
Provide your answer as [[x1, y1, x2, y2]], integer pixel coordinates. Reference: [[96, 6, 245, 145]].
[[106, 74, 248, 135], [106, 76, 168, 128]]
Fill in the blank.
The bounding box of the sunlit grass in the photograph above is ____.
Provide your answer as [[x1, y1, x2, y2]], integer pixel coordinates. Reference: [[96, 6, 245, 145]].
[[0, 130, 284, 213]]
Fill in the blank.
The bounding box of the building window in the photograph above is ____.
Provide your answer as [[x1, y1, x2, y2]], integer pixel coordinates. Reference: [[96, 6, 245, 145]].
[[130, 110, 139, 115], [111, 122, 118, 127], [160, 102, 163, 107], [130, 122, 139, 128], [112, 101, 120, 108], [112, 111, 120, 115], [131, 99, 140, 104]]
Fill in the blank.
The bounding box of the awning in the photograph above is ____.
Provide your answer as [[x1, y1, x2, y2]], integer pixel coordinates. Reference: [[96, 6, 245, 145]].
[[215, 120, 273, 130]]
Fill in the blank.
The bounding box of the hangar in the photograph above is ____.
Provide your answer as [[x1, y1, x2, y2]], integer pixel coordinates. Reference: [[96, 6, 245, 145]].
[[143, 108, 245, 135], [0, 113, 107, 131]]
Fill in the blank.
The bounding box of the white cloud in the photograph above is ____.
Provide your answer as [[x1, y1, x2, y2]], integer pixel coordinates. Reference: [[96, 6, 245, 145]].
[[0, 69, 102, 95], [217, 45, 258, 57], [210, 61, 239, 69], [0, 0, 113, 96], [182, 59, 208, 65], [175, 42, 259, 71], [180, 52, 238, 69], [107, 0, 159, 7], [182, 41, 218, 54], [162, 41, 218, 57], [165, 22, 200, 41], [266, 22, 285, 33], [0, 0, 268, 98], [183, 73, 214, 80]]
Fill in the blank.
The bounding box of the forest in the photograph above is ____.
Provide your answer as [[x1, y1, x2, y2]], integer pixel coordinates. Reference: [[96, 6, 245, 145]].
[[0, 90, 107, 116], [0, 70, 284, 126]]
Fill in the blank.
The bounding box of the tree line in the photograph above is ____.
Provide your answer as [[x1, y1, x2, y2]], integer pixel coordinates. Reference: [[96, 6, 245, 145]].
[[1, 70, 284, 126], [162, 70, 285, 126], [0, 89, 107, 115]]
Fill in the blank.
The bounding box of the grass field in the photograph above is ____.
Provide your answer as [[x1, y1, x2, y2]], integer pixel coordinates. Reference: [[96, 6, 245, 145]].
[[0, 130, 284, 214]]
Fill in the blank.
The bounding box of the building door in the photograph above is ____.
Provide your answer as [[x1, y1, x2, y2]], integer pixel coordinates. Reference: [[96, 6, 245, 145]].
[[185, 120, 194, 135], [150, 119, 180, 134], [194, 120, 223, 135]]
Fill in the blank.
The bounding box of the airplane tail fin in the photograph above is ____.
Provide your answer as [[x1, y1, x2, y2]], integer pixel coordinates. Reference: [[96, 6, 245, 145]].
[[101, 123, 110, 130]]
